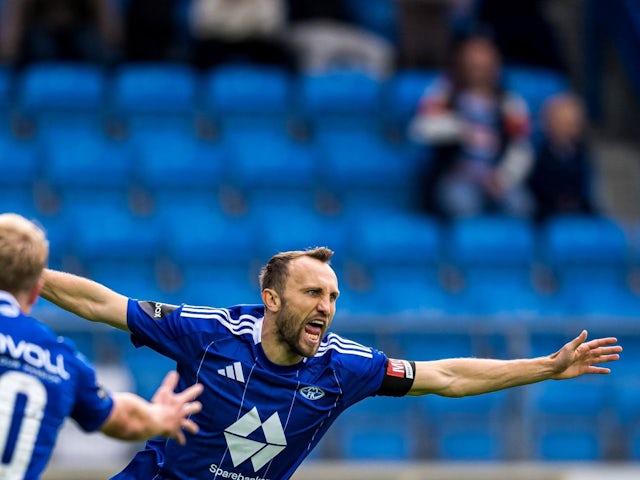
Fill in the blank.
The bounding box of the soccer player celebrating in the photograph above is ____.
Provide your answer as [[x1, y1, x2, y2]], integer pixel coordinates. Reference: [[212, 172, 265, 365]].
[[0, 213, 203, 480], [40, 247, 621, 480]]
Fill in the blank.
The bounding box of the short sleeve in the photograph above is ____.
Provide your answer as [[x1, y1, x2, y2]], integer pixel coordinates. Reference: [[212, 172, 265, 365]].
[[70, 352, 114, 432], [126, 299, 190, 360], [327, 334, 388, 408]]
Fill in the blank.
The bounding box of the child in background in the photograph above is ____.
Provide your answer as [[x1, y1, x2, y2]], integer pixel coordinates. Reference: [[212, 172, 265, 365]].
[[528, 94, 596, 221]]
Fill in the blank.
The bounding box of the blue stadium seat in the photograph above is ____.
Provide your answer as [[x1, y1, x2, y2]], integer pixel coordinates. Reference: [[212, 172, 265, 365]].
[[449, 216, 536, 285], [226, 130, 319, 204], [42, 127, 131, 190], [254, 204, 349, 264], [204, 65, 291, 134], [335, 396, 417, 460], [68, 202, 160, 262], [133, 130, 225, 189], [0, 189, 38, 225], [0, 135, 39, 186], [570, 283, 640, 321], [542, 216, 631, 318], [18, 63, 105, 131], [317, 130, 420, 209], [605, 333, 640, 379], [162, 200, 254, 266], [179, 265, 260, 307], [536, 425, 602, 461], [89, 260, 165, 301], [457, 281, 557, 320], [347, 209, 450, 316], [447, 216, 542, 320], [297, 70, 383, 133], [350, 209, 441, 266], [543, 215, 629, 278], [438, 427, 505, 461], [37, 213, 72, 270], [618, 377, 640, 460], [384, 69, 438, 130], [112, 63, 197, 133], [527, 378, 608, 460], [376, 280, 455, 318], [395, 331, 474, 361], [420, 389, 510, 460]]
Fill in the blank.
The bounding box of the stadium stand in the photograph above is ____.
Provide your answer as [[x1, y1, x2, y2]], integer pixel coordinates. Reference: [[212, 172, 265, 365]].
[[111, 62, 198, 134], [527, 377, 609, 460], [297, 69, 383, 134], [1, 59, 638, 466], [203, 64, 292, 136], [17, 63, 106, 133], [383, 68, 438, 132]]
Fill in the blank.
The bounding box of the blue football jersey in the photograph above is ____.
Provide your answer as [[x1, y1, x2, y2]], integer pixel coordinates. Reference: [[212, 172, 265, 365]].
[[117, 300, 390, 480], [0, 292, 114, 480]]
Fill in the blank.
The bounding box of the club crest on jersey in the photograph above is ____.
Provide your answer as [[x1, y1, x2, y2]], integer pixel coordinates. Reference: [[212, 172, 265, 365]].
[[299, 385, 325, 401]]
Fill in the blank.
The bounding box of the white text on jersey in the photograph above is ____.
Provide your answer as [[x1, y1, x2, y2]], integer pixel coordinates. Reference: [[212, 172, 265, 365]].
[[0, 333, 70, 380]]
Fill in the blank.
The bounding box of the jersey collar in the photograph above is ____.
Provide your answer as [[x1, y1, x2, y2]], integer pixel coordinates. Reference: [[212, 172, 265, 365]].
[[0, 290, 21, 318]]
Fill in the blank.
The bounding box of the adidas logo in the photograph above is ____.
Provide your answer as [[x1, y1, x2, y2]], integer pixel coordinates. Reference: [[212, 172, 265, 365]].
[[218, 362, 245, 383], [224, 407, 287, 471]]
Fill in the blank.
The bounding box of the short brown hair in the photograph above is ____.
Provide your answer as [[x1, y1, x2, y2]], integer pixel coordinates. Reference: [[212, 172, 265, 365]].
[[0, 213, 49, 295], [259, 247, 334, 294]]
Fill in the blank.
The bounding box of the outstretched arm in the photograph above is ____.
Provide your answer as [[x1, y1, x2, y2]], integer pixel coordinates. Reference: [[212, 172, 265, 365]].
[[408, 331, 621, 397], [40, 269, 129, 331], [100, 372, 203, 445]]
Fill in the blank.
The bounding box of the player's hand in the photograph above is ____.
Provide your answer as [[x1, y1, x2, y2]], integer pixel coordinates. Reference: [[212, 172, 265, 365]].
[[550, 330, 622, 380], [151, 371, 203, 445]]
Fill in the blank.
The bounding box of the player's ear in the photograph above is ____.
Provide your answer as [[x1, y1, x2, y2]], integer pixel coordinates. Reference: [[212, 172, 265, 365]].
[[262, 288, 281, 313]]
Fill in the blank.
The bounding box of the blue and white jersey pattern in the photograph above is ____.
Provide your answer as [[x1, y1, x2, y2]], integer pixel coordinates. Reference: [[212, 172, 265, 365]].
[[0, 291, 114, 480], [120, 300, 388, 480]]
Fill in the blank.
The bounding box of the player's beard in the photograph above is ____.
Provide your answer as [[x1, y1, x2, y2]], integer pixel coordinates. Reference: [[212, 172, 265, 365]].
[[275, 299, 319, 359]]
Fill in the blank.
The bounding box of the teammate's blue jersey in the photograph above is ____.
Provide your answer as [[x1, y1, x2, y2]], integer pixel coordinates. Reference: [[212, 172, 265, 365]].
[[116, 300, 392, 480], [0, 291, 114, 480]]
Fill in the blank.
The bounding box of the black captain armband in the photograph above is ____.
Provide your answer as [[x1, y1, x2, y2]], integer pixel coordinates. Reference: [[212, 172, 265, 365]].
[[377, 359, 416, 397]]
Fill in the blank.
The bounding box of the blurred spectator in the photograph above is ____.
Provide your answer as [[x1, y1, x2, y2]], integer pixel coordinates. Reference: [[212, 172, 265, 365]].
[[286, 0, 393, 77], [0, 0, 122, 67], [123, 0, 177, 62], [528, 94, 596, 221], [477, 0, 566, 72], [409, 34, 533, 219], [188, 0, 294, 70]]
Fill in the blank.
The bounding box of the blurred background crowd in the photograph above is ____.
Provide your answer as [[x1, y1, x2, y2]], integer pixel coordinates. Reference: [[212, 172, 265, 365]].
[[1, 0, 640, 470]]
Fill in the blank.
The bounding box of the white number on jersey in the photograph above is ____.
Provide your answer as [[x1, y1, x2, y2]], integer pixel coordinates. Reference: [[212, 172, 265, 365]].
[[0, 371, 47, 479]]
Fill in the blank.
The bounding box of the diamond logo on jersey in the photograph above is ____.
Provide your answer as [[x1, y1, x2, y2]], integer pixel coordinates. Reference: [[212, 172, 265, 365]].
[[223, 407, 287, 471], [217, 362, 245, 383]]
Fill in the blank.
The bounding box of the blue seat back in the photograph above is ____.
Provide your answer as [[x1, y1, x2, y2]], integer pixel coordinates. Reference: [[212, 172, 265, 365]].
[[297, 70, 383, 132]]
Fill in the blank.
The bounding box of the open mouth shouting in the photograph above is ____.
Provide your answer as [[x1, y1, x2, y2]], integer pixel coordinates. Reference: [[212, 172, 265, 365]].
[[304, 318, 326, 345]]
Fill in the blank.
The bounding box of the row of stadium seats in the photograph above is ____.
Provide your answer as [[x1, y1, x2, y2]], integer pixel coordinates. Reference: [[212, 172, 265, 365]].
[[23, 193, 638, 320], [0, 63, 568, 137], [0, 126, 423, 211]]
